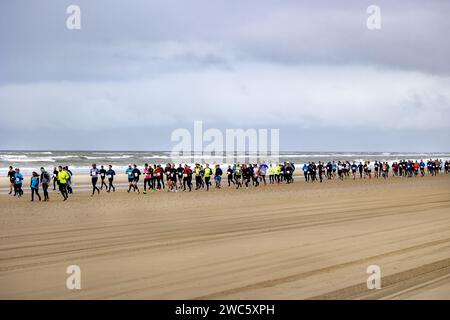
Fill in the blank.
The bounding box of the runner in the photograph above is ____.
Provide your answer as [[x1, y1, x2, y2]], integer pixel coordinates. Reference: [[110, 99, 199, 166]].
[[285, 162, 293, 184], [106, 165, 116, 192], [234, 164, 242, 189], [275, 163, 282, 184], [164, 163, 172, 189], [143, 163, 152, 194], [57, 166, 69, 201], [90, 164, 101, 196], [308, 162, 317, 182], [214, 164, 223, 189], [392, 162, 398, 176], [406, 161, 413, 178], [167, 164, 177, 192], [99, 165, 108, 190], [413, 161, 420, 176], [227, 165, 234, 187], [337, 161, 343, 180], [64, 166, 73, 194], [382, 162, 389, 179], [252, 164, 260, 187], [280, 163, 286, 182], [259, 162, 268, 185], [14, 168, 24, 197], [332, 161, 337, 177], [30, 171, 41, 202], [317, 161, 324, 183], [177, 164, 184, 189], [194, 164, 202, 190], [40, 167, 51, 201], [126, 164, 135, 192], [367, 161, 373, 179], [244, 164, 252, 189], [204, 164, 212, 191], [326, 162, 333, 180], [303, 163, 309, 182], [374, 161, 379, 178], [7, 166, 15, 195], [183, 164, 193, 192], [132, 164, 141, 193], [154, 165, 164, 190], [268, 163, 275, 184], [419, 159, 426, 177], [151, 164, 157, 189], [351, 162, 357, 180], [52, 167, 59, 191], [344, 161, 350, 178]]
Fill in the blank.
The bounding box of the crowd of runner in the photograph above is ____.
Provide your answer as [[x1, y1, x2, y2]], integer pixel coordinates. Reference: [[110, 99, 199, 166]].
[[5, 159, 449, 201], [301, 159, 446, 182]]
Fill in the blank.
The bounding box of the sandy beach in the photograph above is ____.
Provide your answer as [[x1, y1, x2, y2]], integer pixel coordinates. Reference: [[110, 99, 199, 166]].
[[0, 174, 449, 299]]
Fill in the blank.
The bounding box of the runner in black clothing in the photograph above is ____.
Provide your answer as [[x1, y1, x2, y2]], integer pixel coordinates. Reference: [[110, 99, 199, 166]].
[[227, 165, 234, 187], [351, 162, 357, 180], [244, 165, 252, 189], [52, 167, 59, 190], [251, 164, 259, 187], [309, 162, 317, 182], [327, 162, 333, 180], [151, 164, 157, 189], [358, 162, 364, 179], [194, 164, 202, 190], [177, 164, 184, 189], [317, 162, 324, 183], [374, 162, 379, 178], [168, 165, 178, 192], [99, 165, 108, 190], [40, 167, 51, 201], [64, 166, 73, 194], [164, 164, 171, 189], [90, 164, 101, 196], [234, 165, 242, 189], [285, 163, 294, 184], [7, 166, 15, 195], [106, 165, 116, 192], [215, 165, 223, 188], [280, 163, 286, 182], [131, 164, 141, 193]]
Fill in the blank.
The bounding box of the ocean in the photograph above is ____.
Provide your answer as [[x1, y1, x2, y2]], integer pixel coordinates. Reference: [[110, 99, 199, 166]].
[[1, 151, 449, 176]]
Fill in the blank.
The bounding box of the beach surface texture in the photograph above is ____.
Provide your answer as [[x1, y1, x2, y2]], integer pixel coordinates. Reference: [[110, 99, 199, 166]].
[[1, 174, 449, 299]]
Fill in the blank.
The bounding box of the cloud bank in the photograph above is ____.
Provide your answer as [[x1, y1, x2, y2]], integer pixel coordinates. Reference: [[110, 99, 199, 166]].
[[0, 0, 449, 151]]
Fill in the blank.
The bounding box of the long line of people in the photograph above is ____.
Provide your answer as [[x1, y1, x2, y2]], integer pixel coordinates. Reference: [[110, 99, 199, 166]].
[[6, 159, 449, 201], [120, 162, 296, 194], [301, 159, 446, 182]]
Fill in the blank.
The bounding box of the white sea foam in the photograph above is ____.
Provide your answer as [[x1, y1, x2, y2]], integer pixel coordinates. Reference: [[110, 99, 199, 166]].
[[1, 151, 449, 176]]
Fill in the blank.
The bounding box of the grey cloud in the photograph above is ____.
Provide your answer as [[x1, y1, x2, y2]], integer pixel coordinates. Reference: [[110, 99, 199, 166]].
[[0, 0, 449, 151], [1, 0, 450, 84]]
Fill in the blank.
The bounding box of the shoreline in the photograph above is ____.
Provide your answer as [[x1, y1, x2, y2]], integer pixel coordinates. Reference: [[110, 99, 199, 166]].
[[2, 151, 450, 176], [1, 170, 448, 196]]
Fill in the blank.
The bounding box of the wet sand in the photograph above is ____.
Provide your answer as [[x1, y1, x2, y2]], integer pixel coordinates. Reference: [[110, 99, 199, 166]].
[[0, 174, 449, 299]]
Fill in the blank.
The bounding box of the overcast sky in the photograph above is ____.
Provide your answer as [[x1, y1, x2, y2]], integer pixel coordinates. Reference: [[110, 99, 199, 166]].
[[0, 0, 449, 151]]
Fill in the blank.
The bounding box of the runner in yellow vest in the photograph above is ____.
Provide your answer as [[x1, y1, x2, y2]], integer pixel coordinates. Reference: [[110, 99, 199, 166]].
[[57, 166, 70, 200], [204, 164, 212, 191]]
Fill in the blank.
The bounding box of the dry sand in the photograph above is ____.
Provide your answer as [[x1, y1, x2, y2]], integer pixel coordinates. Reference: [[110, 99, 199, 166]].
[[0, 174, 449, 299]]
